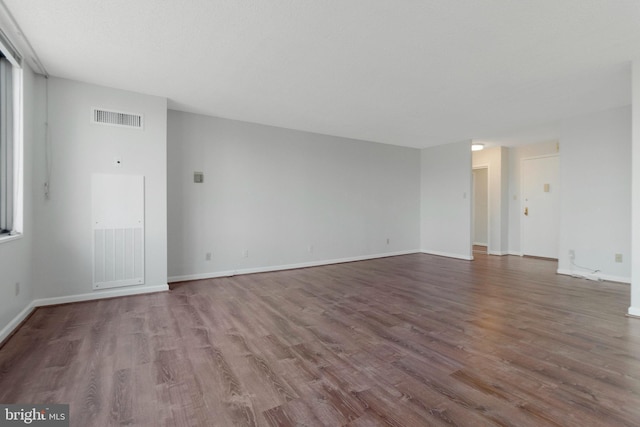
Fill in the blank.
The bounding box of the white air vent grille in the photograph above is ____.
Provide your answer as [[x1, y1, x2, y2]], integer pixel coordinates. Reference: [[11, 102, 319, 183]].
[[92, 108, 143, 129], [94, 227, 144, 287]]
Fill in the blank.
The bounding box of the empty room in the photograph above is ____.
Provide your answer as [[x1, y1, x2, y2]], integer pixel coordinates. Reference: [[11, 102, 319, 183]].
[[0, 1, 640, 426]]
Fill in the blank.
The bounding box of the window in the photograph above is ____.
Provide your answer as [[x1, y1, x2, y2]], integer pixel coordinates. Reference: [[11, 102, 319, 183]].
[[0, 53, 14, 234], [0, 29, 22, 238]]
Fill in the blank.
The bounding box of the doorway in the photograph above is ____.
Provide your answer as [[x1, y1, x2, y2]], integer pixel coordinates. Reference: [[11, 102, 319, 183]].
[[521, 155, 560, 258], [472, 167, 489, 254]]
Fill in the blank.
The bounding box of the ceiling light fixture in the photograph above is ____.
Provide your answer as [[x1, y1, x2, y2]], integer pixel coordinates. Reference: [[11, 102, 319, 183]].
[[471, 143, 484, 151]]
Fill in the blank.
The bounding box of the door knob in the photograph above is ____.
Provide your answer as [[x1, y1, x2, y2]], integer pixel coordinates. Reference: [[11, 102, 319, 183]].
[[524, 207, 528, 216]]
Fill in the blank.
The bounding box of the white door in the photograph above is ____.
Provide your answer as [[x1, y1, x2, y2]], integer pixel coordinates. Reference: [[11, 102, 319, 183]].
[[472, 168, 488, 246], [522, 156, 559, 258]]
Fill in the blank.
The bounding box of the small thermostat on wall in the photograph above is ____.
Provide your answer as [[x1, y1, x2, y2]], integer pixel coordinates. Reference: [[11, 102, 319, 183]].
[[194, 172, 204, 183]]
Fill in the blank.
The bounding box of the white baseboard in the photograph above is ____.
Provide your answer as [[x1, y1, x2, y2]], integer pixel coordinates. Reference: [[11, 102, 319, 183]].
[[628, 306, 640, 318], [473, 242, 488, 246], [556, 268, 630, 284], [0, 301, 36, 344], [420, 250, 473, 261], [32, 284, 169, 307], [0, 284, 169, 344], [508, 251, 523, 256], [488, 250, 508, 256], [169, 250, 421, 283]]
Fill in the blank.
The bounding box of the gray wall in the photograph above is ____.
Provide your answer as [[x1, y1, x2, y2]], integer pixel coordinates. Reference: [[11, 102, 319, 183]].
[[558, 105, 631, 282], [420, 141, 472, 259], [32, 77, 168, 299], [167, 110, 421, 280]]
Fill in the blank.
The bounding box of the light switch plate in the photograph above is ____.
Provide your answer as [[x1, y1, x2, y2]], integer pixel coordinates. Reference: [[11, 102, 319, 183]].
[[194, 172, 204, 183]]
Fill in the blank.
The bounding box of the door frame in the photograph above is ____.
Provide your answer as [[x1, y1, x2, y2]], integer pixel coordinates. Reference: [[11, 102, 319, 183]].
[[520, 153, 559, 258], [472, 164, 490, 254]]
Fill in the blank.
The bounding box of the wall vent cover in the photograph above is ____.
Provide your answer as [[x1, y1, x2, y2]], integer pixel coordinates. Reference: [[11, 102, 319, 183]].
[[92, 108, 144, 129]]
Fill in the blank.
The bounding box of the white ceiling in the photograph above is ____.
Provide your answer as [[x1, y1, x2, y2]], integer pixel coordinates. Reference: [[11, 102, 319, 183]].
[[2, 0, 640, 148]]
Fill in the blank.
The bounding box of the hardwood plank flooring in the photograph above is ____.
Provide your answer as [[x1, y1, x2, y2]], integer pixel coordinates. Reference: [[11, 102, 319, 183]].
[[1, 253, 639, 426]]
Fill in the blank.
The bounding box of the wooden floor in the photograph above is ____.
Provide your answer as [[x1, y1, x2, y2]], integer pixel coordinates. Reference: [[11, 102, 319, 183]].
[[1, 253, 639, 426]]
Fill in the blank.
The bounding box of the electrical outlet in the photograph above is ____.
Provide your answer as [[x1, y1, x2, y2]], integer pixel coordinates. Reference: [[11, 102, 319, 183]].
[[205, 252, 212, 261], [14, 282, 19, 296], [308, 245, 313, 253], [386, 238, 390, 245], [615, 253, 623, 263], [243, 250, 249, 258], [569, 250, 575, 261]]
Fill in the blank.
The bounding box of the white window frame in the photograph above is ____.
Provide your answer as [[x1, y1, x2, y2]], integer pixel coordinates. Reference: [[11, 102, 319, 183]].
[[0, 29, 23, 244]]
